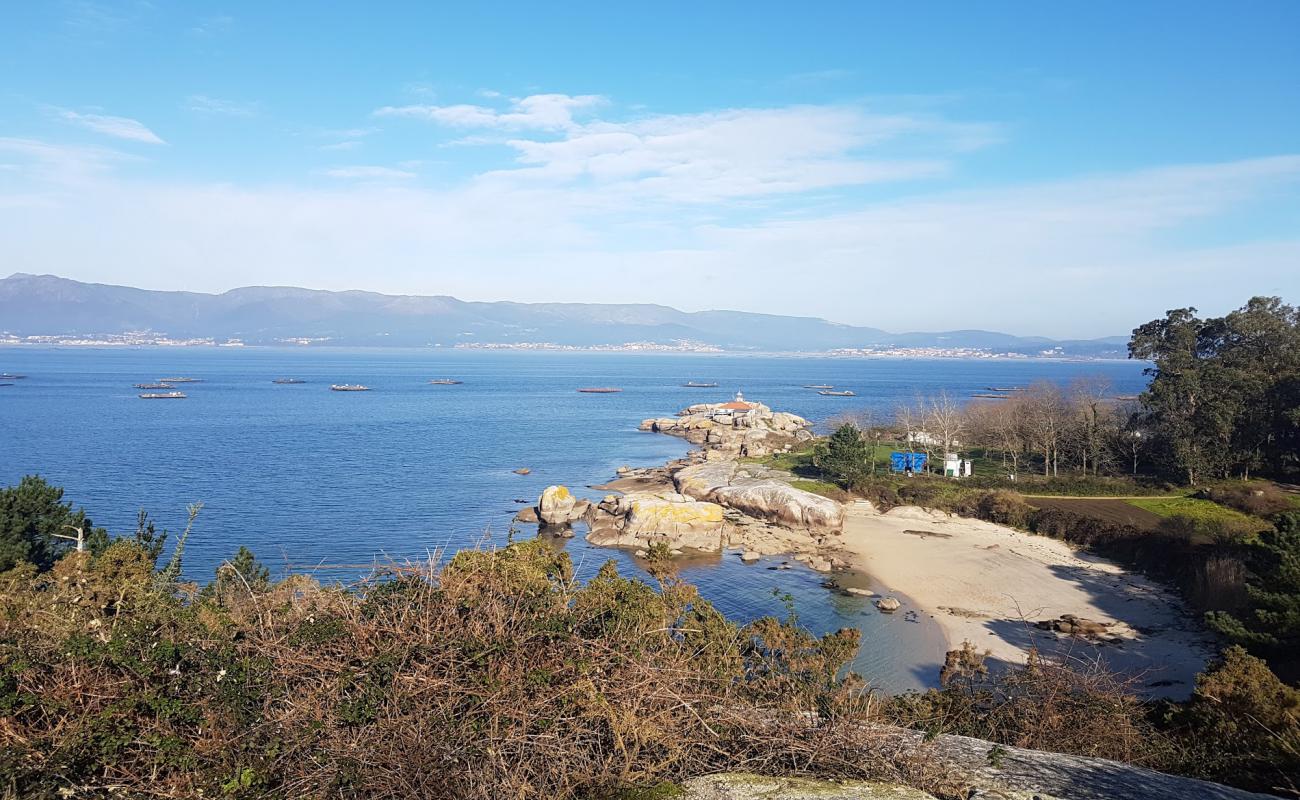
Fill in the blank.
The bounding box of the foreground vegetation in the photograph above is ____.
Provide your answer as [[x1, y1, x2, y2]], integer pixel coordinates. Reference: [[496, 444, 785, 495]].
[[2, 477, 1299, 798]]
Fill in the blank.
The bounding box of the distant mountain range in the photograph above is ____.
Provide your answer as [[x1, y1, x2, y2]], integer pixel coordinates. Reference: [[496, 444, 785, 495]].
[[0, 273, 1130, 356]]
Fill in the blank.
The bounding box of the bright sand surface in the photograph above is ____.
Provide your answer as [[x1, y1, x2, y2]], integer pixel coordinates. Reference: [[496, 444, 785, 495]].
[[838, 501, 1218, 699]]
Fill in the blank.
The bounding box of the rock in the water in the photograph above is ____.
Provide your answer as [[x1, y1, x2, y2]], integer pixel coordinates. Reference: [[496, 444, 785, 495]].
[[739, 550, 760, 563], [514, 506, 540, 523], [513, 467, 531, 475], [845, 587, 875, 597], [537, 485, 578, 525], [616, 465, 632, 475], [876, 596, 902, 612]]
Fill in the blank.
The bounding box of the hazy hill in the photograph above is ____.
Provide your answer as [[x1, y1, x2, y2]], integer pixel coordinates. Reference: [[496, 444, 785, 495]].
[[0, 273, 1127, 356]]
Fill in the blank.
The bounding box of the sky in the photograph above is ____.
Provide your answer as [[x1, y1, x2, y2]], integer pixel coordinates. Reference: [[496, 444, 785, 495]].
[[1, 2, 1298, 338]]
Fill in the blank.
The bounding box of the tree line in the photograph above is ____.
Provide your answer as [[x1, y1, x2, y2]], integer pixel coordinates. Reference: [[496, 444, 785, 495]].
[[1131, 296, 1300, 485]]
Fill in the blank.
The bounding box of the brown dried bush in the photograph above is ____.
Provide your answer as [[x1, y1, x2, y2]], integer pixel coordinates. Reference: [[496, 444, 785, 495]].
[[888, 642, 1173, 768], [0, 540, 963, 800]]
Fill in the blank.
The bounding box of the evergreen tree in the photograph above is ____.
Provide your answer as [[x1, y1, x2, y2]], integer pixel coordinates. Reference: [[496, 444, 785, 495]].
[[1207, 512, 1300, 658], [0, 475, 106, 572], [814, 423, 871, 486]]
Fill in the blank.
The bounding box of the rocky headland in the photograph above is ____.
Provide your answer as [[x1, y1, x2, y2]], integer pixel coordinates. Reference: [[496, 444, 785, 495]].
[[517, 394, 848, 571]]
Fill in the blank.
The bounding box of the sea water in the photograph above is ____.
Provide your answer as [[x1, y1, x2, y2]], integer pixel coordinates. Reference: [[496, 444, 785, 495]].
[[0, 347, 1146, 692]]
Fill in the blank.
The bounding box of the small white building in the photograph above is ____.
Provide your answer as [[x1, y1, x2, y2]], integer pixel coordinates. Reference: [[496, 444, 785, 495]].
[[943, 453, 974, 478]]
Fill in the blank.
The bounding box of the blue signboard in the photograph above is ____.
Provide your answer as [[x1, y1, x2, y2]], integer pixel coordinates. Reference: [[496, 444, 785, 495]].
[[889, 452, 928, 473]]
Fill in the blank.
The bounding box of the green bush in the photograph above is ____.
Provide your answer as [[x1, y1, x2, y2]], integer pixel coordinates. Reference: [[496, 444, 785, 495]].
[[1163, 646, 1300, 794]]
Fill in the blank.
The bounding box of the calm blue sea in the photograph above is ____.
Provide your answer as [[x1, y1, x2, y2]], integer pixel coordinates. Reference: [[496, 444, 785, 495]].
[[0, 347, 1146, 693]]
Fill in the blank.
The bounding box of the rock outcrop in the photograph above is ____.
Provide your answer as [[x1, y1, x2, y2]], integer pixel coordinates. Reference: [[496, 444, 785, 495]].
[[681, 774, 936, 799], [639, 395, 813, 458], [536, 485, 587, 527], [586, 491, 729, 551], [679, 725, 1274, 800], [525, 397, 849, 565], [673, 461, 845, 533]]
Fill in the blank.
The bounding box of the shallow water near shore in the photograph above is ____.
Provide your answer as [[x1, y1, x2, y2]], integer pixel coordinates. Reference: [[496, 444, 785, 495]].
[[0, 347, 1145, 693]]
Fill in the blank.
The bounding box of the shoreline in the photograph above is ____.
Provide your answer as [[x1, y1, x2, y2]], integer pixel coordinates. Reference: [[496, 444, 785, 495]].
[[576, 400, 1214, 700], [834, 501, 1215, 699]]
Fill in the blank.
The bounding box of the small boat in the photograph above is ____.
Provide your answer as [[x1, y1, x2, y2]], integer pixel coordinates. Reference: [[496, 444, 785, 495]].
[[818, 390, 855, 397], [272, 378, 306, 385], [0, 373, 26, 379], [135, 383, 173, 390], [682, 381, 718, 388], [331, 384, 371, 392], [159, 377, 202, 383], [577, 387, 622, 394], [139, 391, 186, 399], [984, 386, 1024, 392], [803, 384, 834, 389], [428, 379, 463, 385]]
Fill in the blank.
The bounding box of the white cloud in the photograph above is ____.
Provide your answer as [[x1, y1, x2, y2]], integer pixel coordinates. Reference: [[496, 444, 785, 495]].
[[376, 93, 605, 131], [185, 95, 255, 117], [319, 141, 361, 152], [485, 106, 974, 202], [321, 166, 415, 180], [57, 110, 165, 144], [4, 92, 1298, 337], [383, 97, 996, 203]]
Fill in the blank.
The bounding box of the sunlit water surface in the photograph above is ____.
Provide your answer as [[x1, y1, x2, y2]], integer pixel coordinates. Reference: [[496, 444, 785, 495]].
[[0, 347, 1146, 692]]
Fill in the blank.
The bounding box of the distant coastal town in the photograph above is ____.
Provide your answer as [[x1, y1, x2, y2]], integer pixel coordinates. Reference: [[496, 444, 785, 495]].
[[1, 331, 1079, 359]]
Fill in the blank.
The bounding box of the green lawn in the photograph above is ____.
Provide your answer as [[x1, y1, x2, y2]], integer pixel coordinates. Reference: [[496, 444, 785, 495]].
[[1125, 495, 1260, 525]]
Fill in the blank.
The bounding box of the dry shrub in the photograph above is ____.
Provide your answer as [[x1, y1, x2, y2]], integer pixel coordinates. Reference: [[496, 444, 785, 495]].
[[1198, 483, 1296, 518], [888, 642, 1172, 768], [0, 539, 963, 800], [975, 490, 1033, 528]]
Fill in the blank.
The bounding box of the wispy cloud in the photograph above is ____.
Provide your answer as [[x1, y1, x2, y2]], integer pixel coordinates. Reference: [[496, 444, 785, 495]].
[[57, 109, 165, 144], [190, 14, 233, 36], [6, 88, 1298, 336], [376, 93, 605, 131], [319, 141, 361, 152], [321, 165, 415, 180], [185, 94, 255, 117], [380, 96, 996, 202]]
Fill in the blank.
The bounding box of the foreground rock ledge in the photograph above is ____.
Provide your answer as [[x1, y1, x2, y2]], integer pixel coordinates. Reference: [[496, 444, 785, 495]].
[[681, 773, 935, 799]]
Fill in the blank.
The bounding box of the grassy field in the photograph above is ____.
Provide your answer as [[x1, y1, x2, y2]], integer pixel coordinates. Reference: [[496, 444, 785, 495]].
[[1126, 495, 1262, 525]]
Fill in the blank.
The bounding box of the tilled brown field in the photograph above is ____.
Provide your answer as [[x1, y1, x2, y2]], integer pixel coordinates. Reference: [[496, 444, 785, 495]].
[[1025, 496, 1165, 530]]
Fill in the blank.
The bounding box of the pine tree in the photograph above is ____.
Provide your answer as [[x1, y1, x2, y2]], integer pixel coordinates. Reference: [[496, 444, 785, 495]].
[[1207, 513, 1300, 654], [814, 423, 871, 487]]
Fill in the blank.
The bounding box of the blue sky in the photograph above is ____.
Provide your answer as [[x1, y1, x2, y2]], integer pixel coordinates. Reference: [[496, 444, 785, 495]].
[[2, 1, 1298, 337]]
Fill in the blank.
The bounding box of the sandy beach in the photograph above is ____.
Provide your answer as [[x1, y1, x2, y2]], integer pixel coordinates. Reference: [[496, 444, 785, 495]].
[[837, 501, 1217, 699]]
